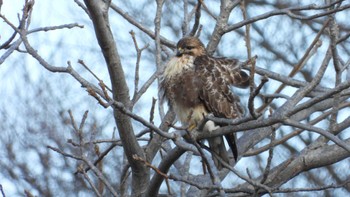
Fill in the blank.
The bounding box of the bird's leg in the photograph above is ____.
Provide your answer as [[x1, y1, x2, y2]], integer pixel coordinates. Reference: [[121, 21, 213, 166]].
[[203, 120, 220, 133], [204, 120, 229, 170], [204, 120, 221, 147]]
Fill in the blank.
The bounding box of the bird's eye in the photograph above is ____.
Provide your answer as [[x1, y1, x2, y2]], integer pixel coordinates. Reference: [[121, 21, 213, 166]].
[[186, 46, 194, 50]]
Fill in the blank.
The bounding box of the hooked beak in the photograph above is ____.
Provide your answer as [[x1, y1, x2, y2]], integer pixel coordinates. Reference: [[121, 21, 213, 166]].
[[176, 47, 184, 57]]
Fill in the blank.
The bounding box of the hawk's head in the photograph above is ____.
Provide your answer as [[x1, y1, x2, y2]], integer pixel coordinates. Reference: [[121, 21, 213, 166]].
[[176, 37, 206, 57]]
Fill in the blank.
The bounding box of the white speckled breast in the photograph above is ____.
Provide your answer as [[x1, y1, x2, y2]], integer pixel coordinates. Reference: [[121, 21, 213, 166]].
[[163, 56, 195, 78]]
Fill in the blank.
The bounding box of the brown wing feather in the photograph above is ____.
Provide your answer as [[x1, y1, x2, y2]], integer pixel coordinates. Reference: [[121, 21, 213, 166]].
[[209, 57, 250, 89], [194, 55, 248, 119], [194, 55, 249, 164]]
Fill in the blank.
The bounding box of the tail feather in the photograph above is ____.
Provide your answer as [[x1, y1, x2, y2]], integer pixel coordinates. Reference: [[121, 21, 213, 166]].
[[208, 136, 229, 170], [204, 120, 238, 170], [225, 133, 238, 161]]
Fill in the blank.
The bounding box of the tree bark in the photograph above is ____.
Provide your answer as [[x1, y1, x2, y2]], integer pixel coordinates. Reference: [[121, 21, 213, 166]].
[[83, 0, 149, 195]]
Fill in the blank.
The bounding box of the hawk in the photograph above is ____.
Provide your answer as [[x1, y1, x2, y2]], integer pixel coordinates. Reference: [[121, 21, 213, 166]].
[[160, 37, 250, 169]]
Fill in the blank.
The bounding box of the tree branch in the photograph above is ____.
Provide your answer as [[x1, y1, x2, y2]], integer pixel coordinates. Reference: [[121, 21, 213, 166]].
[[83, 0, 148, 195]]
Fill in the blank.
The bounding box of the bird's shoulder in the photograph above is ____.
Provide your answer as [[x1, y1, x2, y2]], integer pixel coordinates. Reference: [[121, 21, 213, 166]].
[[194, 55, 240, 71], [194, 55, 249, 88]]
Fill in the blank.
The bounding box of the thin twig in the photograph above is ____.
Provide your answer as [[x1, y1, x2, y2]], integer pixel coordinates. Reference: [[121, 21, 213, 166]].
[[110, 2, 175, 49], [77, 164, 102, 197], [248, 76, 268, 119], [79, 110, 89, 133], [284, 118, 350, 152], [68, 109, 79, 132], [240, 1, 261, 119], [260, 127, 276, 184], [180, 152, 193, 195], [74, 0, 90, 18], [181, 0, 189, 35], [27, 23, 84, 34], [273, 178, 350, 194], [328, 11, 342, 136], [257, 19, 329, 113], [119, 163, 131, 196], [240, 1, 252, 59], [75, 143, 117, 175], [130, 30, 150, 107], [81, 156, 119, 196], [243, 65, 329, 94], [184, 129, 225, 195], [241, 101, 347, 156], [168, 173, 226, 191], [0, 184, 5, 197], [0, 38, 22, 65], [213, 163, 275, 196], [150, 97, 157, 125], [133, 154, 172, 195], [0, 23, 18, 49], [189, 0, 201, 36], [224, 2, 349, 33], [131, 70, 159, 104], [78, 60, 112, 92], [149, 97, 157, 141], [47, 145, 82, 160], [200, 0, 217, 20], [291, 79, 350, 115]]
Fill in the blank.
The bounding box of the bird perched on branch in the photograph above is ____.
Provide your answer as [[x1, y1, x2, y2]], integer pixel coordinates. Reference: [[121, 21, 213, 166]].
[[160, 37, 250, 169]]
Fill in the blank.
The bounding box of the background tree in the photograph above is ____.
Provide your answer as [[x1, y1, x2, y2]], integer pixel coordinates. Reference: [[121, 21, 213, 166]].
[[0, 0, 349, 196]]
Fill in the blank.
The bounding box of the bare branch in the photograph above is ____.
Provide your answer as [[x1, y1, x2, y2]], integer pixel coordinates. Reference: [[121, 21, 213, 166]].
[[130, 30, 150, 106], [291, 80, 350, 115], [233, 138, 350, 195], [2, 0, 350, 196], [248, 76, 268, 119], [0, 184, 5, 197], [260, 128, 276, 184], [81, 156, 119, 196], [74, 0, 90, 18], [185, 130, 224, 195], [110, 2, 175, 49], [0, 38, 22, 65], [188, 0, 201, 37], [146, 147, 186, 196], [47, 146, 82, 160], [200, 0, 217, 20], [133, 155, 172, 195], [78, 165, 102, 197], [224, 2, 350, 33], [131, 70, 159, 105], [273, 179, 350, 194], [150, 97, 157, 124], [283, 119, 350, 153], [83, 0, 149, 194], [243, 65, 329, 94], [206, 0, 241, 54], [78, 60, 112, 92], [27, 23, 84, 34], [257, 19, 329, 113]]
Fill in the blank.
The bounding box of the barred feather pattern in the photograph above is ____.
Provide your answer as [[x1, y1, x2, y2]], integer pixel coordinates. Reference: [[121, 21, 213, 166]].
[[195, 55, 249, 119]]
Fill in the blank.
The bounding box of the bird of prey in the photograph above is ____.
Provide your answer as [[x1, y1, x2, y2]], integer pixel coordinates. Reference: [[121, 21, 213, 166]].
[[160, 37, 250, 169]]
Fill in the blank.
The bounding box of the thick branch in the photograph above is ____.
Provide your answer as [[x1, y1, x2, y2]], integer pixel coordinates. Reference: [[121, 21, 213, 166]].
[[206, 0, 241, 55], [83, 0, 148, 195], [145, 147, 186, 196], [234, 138, 350, 195]]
